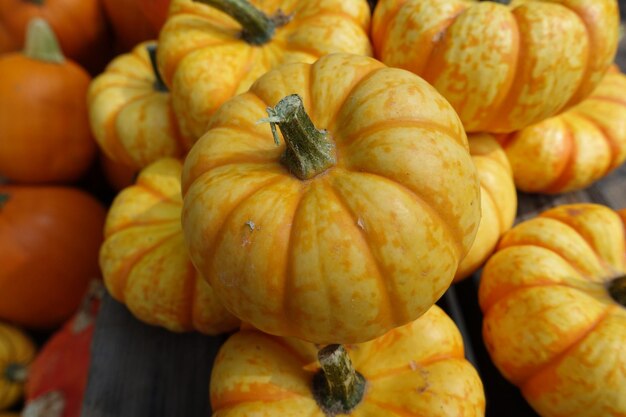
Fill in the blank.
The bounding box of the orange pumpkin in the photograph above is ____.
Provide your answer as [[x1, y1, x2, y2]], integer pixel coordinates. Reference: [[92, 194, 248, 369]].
[[455, 134, 516, 282], [0, 186, 106, 329], [99, 154, 137, 193], [138, 0, 171, 33], [498, 67, 626, 194], [0, 0, 110, 73], [0, 19, 96, 184], [157, 0, 373, 141], [88, 41, 188, 170], [371, 0, 619, 133], [182, 53, 481, 344], [100, 158, 239, 334], [479, 203, 626, 417], [211, 305, 485, 416], [101, 0, 157, 52], [0, 323, 36, 411]]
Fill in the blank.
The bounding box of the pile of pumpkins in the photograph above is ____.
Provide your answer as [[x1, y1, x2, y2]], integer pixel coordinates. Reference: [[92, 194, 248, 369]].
[[0, 0, 625, 416]]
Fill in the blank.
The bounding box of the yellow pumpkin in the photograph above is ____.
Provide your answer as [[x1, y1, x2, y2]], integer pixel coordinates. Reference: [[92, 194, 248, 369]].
[[157, 0, 373, 141], [99, 158, 239, 334], [0, 322, 36, 411], [371, 0, 619, 133], [182, 53, 481, 344], [211, 305, 485, 416], [455, 134, 516, 282], [480, 203, 626, 417], [88, 41, 189, 170], [498, 67, 626, 194]]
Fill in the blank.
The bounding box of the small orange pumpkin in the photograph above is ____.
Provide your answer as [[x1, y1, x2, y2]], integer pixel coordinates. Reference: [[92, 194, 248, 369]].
[[101, 0, 157, 52], [157, 0, 373, 140], [88, 41, 188, 170], [211, 305, 485, 416], [100, 158, 239, 334], [480, 203, 626, 417], [371, 0, 619, 133], [0, 19, 96, 184], [0, 322, 36, 411], [99, 154, 137, 193], [498, 67, 626, 194]]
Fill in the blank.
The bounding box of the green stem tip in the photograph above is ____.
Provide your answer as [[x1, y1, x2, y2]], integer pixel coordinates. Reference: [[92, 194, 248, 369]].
[[312, 344, 366, 416], [146, 44, 168, 92], [0, 194, 9, 209], [23, 18, 64, 63], [609, 275, 626, 307], [5, 363, 28, 383]]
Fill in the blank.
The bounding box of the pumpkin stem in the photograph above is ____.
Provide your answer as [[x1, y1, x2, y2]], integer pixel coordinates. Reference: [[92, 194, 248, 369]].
[[26, 0, 45, 4], [0, 193, 9, 209], [609, 275, 626, 307], [4, 363, 28, 383], [194, 0, 291, 45], [22, 391, 66, 417], [261, 94, 336, 180], [146, 44, 168, 92], [312, 344, 366, 415], [479, 0, 511, 4], [23, 18, 64, 63]]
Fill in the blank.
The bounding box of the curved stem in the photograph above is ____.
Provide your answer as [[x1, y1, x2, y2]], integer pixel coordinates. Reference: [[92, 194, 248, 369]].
[[0, 193, 9, 209], [312, 344, 366, 415], [5, 363, 28, 383], [480, 0, 511, 4], [262, 94, 336, 180], [146, 44, 168, 92], [609, 275, 626, 307], [23, 18, 64, 63], [194, 0, 290, 45]]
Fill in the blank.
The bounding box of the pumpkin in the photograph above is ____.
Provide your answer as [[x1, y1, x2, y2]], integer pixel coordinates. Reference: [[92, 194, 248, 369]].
[[23, 283, 103, 417], [497, 67, 626, 194], [0, 185, 106, 329], [0, 19, 96, 184], [371, 0, 619, 133], [101, 0, 157, 52], [88, 41, 188, 170], [100, 158, 239, 334], [138, 0, 171, 33], [182, 53, 481, 344], [157, 0, 373, 141], [211, 305, 485, 416], [0, 0, 110, 73], [479, 203, 626, 417], [455, 134, 516, 282], [0, 323, 36, 411], [99, 154, 137, 193]]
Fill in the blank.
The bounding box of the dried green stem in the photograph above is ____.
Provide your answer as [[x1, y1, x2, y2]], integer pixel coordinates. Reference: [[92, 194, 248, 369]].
[[0, 193, 8, 209], [146, 44, 168, 92], [261, 94, 336, 180], [23, 18, 64, 63], [26, 0, 45, 4], [312, 345, 366, 416], [194, 0, 290, 45], [609, 275, 626, 307], [480, 0, 511, 4], [5, 363, 28, 383]]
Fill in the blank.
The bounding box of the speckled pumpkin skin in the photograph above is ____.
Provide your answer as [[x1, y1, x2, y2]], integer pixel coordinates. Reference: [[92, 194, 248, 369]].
[[454, 134, 516, 282], [88, 41, 189, 170], [498, 67, 626, 194], [371, 0, 619, 133], [211, 305, 485, 416], [157, 0, 373, 141], [479, 204, 626, 417], [0, 323, 36, 411], [100, 158, 239, 334], [182, 53, 481, 344]]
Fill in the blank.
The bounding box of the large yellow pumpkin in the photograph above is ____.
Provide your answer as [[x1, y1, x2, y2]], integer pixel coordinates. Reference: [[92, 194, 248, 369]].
[[100, 158, 239, 334], [182, 53, 481, 344], [157, 0, 373, 141], [455, 134, 516, 282], [88, 41, 188, 170], [479, 203, 626, 417], [211, 305, 485, 416], [0, 322, 36, 411], [498, 67, 626, 194], [371, 0, 619, 133]]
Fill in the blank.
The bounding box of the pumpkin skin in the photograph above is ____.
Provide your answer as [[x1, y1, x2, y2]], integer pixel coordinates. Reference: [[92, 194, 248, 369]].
[[182, 53, 481, 344], [100, 158, 239, 334], [371, 0, 619, 133], [138, 0, 171, 33], [0, 21, 96, 184], [0, 186, 106, 329], [0, 323, 36, 411], [497, 67, 626, 194], [479, 203, 626, 417], [454, 134, 516, 282], [100, 154, 137, 193], [88, 41, 188, 170], [157, 0, 373, 141], [211, 305, 485, 416], [0, 0, 110, 73], [101, 0, 157, 52]]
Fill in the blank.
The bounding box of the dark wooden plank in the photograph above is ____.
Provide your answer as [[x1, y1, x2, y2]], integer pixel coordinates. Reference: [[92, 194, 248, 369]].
[[81, 294, 227, 417]]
